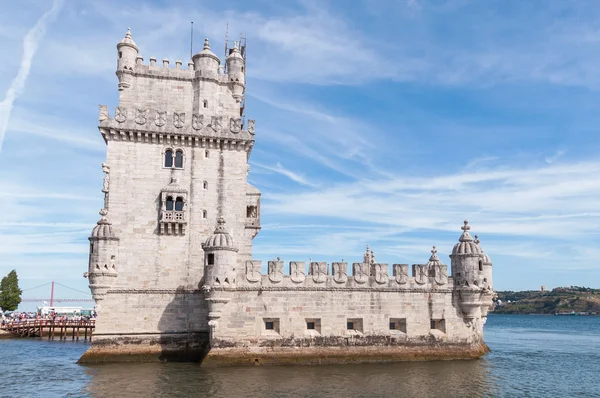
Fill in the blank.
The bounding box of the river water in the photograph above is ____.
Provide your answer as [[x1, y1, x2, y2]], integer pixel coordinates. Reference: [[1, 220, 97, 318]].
[[1, 314, 599, 397]]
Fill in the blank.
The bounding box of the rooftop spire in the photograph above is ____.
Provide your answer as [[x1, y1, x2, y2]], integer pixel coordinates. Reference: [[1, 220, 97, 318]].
[[459, 220, 473, 242], [429, 246, 439, 261], [125, 27, 132, 40], [203, 38, 210, 50]]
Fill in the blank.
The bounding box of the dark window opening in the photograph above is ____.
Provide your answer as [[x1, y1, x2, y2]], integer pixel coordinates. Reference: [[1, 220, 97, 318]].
[[205, 150, 209, 158], [347, 322, 354, 330], [203, 210, 207, 219], [175, 197, 184, 211], [207, 253, 214, 265], [479, 260, 483, 271], [389, 322, 395, 330], [265, 321, 274, 330], [166, 196, 174, 211], [203, 181, 208, 189], [203, 100, 208, 108], [175, 150, 183, 168], [164, 149, 173, 167], [307, 322, 315, 330], [119, 51, 122, 59], [247, 205, 257, 218], [430, 319, 446, 333], [390, 318, 407, 333]]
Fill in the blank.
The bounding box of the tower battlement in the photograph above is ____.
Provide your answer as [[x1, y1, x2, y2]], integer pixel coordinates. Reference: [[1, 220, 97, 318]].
[[80, 28, 494, 366]]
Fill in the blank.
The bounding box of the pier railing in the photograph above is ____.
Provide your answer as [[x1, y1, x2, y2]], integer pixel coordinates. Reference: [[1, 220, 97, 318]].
[[1, 319, 95, 341]]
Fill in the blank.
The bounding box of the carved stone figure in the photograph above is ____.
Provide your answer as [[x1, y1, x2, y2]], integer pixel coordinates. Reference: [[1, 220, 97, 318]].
[[230, 117, 241, 133], [373, 263, 389, 284], [245, 260, 261, 283], [247, 119, 255, 135], [353, 262, 369, 284], [310, 262, 327, 283], [101, 163, 110, 193], [174, 112, 185, 128], [268, 260, 284, 283], [332, 262, 347, 283], [290, 261, 306, 283], [393, 264, 409, 284], [134, 109, 148, 125], [210, 116, 222, 132], [155, 111, 167, 127], [115, 106, 127, 123], [192, 114, 204, 130], [98, 105, 109, 121]]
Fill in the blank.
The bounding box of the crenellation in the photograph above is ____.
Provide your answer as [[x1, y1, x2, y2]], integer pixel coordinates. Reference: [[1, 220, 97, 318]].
[[81, 28, 494, 366]]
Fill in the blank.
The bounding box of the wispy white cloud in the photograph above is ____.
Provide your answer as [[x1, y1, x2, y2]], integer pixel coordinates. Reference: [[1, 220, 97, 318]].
[[0, 0, 64, 153], [252, 161, 315, 186]]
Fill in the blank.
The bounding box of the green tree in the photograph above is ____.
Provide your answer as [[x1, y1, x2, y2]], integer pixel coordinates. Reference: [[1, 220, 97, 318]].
[[0, 270, 22, 311]]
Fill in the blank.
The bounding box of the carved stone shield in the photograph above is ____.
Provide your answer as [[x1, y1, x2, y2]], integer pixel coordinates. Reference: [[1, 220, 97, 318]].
[[230, 118, 241, 133], [134, 109, 147, 125], [115, 107, 127, 123], [268, 260, 284, 283], [353, 262, 368, 284], [289, 261, 306, 283], [332, 262, 347, 283], [310, 262, 327, 283], [210, 116, 222, 132], [434, 264, 448, 285], [374, 263, 389, 284], [245, 260, 261, 283], [192, 114, 204, 130], [98, 105, 109, 122], [414, 264, 428, 285], [155, 111, 167, 127], [247, 119, 255, 135], [173, 112, 185, 128], [393, 264, 409, 284]]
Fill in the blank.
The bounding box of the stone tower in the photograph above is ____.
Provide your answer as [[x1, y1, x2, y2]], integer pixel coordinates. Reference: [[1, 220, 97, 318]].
[[81, 29, 260, 361]]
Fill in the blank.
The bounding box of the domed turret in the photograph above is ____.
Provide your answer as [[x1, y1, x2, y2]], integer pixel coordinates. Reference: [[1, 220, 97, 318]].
[[450, 220, 483, 289], [226, 42, 245, 102], [452, 221, 482, 255], [116, 28, 138, 90], [87, 209, 119, 304], [202, 217, 238, 287], [474, 235, 493, 291], [192, 38, 220, 78]]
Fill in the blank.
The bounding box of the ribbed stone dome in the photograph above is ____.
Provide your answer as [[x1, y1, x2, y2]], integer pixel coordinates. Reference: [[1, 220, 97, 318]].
[[451, 220, 482, 255], [91, 209, 117, 239], [203, 218, 236, 250], [194, 38, 220, 63], [118, 28, 138, 49], [426, 246, 445, 266]]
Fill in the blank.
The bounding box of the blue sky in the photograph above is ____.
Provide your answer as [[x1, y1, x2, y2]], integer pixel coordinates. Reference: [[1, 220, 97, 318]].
[[2, 0, 600, 303]]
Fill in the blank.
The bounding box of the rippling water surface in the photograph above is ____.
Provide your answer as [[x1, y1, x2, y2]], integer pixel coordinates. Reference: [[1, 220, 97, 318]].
[[1, 315, 599, 397]]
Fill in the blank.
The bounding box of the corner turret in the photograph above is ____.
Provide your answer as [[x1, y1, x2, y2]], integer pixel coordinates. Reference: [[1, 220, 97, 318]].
[[87, 209, 119, 306], [116, 28, 138, 90], [226, 42, 245, 103], [192, 38, 220, 79]]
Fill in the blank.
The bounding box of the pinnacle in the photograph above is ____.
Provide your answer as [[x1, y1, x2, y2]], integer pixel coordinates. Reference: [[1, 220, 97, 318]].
[[204, 38, 210, 50]]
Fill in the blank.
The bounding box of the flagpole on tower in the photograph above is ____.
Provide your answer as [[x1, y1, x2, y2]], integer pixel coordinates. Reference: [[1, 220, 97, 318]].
[[190, 22, 194, 60]]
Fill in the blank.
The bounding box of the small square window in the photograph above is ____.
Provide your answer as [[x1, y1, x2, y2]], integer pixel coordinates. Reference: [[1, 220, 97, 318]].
[[262, 318, 280, 335], [430, 319, 446, 333], [389, 322, 395, 330], [265, 321, 274, 330], [346, 318, 363, 334], [390, 318, 407, 333], [305, 318, 321, 334], [307, 322, 315, 330], [347, 322, 354, 330]]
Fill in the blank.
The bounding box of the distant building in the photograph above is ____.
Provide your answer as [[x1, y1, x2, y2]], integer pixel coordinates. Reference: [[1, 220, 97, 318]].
[[541, 286, 546, 292], [80, 29, 495, 366]]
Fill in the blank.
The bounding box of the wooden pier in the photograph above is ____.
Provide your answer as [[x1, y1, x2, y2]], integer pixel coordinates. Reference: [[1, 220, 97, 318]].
[[1, 320, 95, 341]]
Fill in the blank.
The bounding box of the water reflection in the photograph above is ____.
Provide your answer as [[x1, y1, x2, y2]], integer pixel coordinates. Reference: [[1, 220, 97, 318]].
[[84, 358, 498, 398]]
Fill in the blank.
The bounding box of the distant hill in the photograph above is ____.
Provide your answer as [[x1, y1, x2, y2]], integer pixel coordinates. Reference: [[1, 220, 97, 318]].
[[493, 286, 600, 315]]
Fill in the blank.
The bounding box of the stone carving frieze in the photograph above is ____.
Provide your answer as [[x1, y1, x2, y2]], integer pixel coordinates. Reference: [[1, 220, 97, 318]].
[[414, 264, 428, 285], [174, 112, 185, 128], [353, 262, 369, 284], [247, 119, 255, 135], [192, 114, 204, 130], [393, 264, 409, 284], [289, 261, 306, 283], [373, 263, 389, 284], [135, 109, 148, 125], [245, 260, 261, 283], [310, 262, 327, 283], [434, 264, 448, 285], [155, 111, 167, 127], [268, 260, 284, 283], [115, 106, 127, 123], [210, 116, 223, 132], [332, 262, 347, 283], [230, 118, 241, 134]]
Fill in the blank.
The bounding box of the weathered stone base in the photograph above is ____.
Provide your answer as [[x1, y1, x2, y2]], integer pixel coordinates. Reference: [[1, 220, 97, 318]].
[[201, 342, 490, 367], [77, 332, 210, 364]]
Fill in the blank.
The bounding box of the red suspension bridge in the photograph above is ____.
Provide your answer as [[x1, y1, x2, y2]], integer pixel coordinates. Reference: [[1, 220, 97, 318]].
[[21, 281, 94, 306]]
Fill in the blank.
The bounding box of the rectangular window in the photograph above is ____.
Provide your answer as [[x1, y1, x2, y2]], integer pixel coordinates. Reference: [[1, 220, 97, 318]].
[[305, 318, 321, 334], [307, 322, 315, 330], [347, 322, 354, 330], [346, 318, 363, 333], [430, 319, 446, 333], [207, 253, 214, 265], [265, 321, 274, 330], [390, 318, 407, 333], [263, 318, 280, 335]]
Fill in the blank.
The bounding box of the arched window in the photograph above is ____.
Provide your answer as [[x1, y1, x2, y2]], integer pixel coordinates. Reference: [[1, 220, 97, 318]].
[[479, 260, 483, 271], [203, 210, 207, 219], [207, 253, 214, 265], [203, 181, 208, 189], [175, 150, 183, 168], [166, 196, 174, 211], [175, 197, 184, 211], [203, 100, 208, 108], [119, 51, 122, 59], [164, 149, 173, 167], [205, 150, 209, 158]]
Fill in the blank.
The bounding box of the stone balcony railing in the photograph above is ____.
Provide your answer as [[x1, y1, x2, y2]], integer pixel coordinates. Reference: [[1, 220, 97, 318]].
[[161, 210, 186, 223]]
